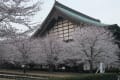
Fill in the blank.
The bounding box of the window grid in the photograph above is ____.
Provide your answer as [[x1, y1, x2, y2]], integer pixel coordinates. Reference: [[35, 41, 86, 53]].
[[49, 19, 75, 41]]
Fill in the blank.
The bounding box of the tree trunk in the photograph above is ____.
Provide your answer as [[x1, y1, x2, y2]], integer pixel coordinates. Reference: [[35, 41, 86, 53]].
[[49, 64, 55, 72], [89, 60, 94, 73]]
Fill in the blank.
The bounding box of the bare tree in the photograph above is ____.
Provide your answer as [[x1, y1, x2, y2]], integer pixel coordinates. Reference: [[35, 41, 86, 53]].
[[72, 26, 119, 72]]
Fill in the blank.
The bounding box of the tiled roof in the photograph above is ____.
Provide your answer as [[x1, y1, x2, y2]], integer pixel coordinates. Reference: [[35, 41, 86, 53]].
[[33, 1, 109, 37], [55, 2, 108, 26]]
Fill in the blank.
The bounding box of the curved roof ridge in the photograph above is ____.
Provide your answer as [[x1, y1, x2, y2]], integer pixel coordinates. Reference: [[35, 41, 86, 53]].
[[55, 1, 101, 22], [32, 1, 110, 37]]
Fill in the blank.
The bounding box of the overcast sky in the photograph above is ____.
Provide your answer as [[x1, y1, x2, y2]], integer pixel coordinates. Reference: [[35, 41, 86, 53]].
[[17, 0, 120, 31], [34, 0, 120, 26]]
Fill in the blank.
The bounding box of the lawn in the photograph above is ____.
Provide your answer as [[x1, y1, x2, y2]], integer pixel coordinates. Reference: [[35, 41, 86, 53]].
[[0, 69, 84, 78], [0, 78, 15, 80], [0, 69, 119, 80]]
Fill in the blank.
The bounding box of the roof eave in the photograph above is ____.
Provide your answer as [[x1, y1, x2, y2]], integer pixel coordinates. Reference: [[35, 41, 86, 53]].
[[32, 1, 111, 37], [55, 2, 108, 26]]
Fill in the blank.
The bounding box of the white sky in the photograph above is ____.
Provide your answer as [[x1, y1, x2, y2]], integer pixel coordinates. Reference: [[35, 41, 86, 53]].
[[16, 0, 120, 31], [34, 0, 120, 25]]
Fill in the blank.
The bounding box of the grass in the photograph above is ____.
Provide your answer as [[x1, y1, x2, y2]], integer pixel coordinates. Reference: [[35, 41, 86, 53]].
[[0, 78, 15, 80], [0, 69, 119, 80], [49, 73, 119, 80], [0, 69, 85, 78]]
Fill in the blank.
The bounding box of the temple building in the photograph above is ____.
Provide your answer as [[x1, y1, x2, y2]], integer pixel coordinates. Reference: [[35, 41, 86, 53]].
[[32, 1, 120, 71], [33, 1, 116, 42]]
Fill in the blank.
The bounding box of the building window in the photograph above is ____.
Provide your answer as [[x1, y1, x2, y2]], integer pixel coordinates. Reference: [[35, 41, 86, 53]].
[[49, 19, 75, 41]]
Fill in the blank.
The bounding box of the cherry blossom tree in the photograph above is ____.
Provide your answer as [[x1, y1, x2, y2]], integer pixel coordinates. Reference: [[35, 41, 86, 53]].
[[0, 41, 21, 68], [0, 0, 41, 38], [72, 26, 119, 72], [0, 43, 7, 65], [58, 41, 83, 69], [39, 36, 64, 71]]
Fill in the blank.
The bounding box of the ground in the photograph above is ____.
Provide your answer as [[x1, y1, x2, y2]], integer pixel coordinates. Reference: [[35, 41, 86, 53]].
[[0, 69, 83, 77], [0, 78, 15, 80], [0, 69, 119, 80]]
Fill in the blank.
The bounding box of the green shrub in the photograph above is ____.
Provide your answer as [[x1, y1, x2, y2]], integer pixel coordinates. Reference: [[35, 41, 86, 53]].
[[49, 73, 119, 80], [106, 68, 120, 73]]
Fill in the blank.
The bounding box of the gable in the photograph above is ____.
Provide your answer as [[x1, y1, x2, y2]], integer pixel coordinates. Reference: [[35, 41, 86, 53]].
[[33, 1, 110, 38], [48, 16, 96, 42]]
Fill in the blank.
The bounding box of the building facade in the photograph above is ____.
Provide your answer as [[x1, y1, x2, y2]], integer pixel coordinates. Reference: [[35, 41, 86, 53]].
[[33, 1, 110, 42], [32, 1, 120, 71]]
